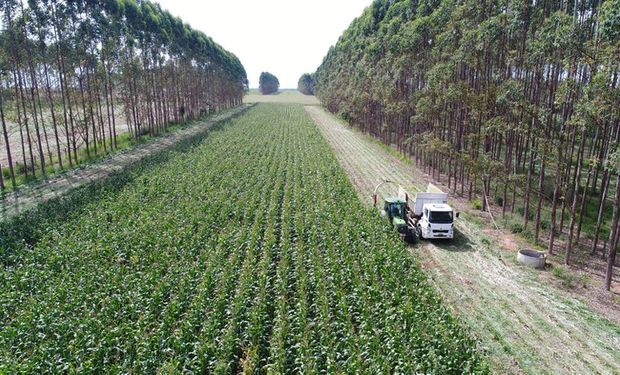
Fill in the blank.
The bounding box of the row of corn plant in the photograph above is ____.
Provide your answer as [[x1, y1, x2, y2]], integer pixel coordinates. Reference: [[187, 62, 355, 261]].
[[0, 104, 486, 373]]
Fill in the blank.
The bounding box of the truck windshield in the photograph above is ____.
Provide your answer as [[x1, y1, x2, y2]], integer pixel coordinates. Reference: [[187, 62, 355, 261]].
[[429, 211, 453, 223]]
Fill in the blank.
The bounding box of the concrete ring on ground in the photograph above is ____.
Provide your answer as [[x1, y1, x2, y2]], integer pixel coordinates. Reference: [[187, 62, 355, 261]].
[[517, 249, 547, 269]]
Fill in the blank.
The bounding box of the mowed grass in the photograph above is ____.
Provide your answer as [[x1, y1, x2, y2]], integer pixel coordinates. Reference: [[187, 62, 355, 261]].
[[243, 90, 320, 105], [0, 104, 485, 373], [305, 105, 620, 375]]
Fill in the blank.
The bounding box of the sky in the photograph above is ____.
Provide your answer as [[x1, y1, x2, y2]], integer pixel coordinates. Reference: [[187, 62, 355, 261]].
[[154, 0, 371, 89]]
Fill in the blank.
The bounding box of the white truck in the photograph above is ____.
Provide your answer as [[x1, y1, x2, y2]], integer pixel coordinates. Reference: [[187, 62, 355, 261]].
[[385, 184, 458, 240]]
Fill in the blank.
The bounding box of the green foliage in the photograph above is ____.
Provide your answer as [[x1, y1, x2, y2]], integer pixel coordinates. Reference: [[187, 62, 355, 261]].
[[494, 195, 504, 207], [481, 235, 491, 246], [578, 273, 592, 289], [538, 211, 551, 231], [471, 197, 482, 210], [259, 72, 280, 95], [517, 205, 534, 221], [599, 0, 620, 43], [297, 73, 315, 95], [504, 215, 524, 234], [0, 104, 486, 373], [551, 265, 576, 288]]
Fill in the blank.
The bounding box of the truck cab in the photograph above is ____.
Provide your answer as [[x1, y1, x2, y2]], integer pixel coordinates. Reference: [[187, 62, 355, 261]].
[[417, 203, 457, 239]]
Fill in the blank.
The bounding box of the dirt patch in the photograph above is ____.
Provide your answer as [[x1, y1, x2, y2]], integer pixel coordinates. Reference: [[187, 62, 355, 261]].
[[243, 91, 320, 105], [483, 228, 520, 253], [0, 105, 128, 167]]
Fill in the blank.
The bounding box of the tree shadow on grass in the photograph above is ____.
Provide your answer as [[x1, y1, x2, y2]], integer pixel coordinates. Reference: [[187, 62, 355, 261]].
[[0, 109, 248, 267]]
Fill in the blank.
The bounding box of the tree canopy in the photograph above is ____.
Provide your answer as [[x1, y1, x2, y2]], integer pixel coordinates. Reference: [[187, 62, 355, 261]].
[[297, 73, 315, 95], [259, 72, 280, 95]]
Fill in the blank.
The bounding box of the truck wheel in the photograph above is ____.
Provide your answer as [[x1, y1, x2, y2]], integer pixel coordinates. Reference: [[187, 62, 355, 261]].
[[417, 226, 424, 240], [405, 230, 417, 243]]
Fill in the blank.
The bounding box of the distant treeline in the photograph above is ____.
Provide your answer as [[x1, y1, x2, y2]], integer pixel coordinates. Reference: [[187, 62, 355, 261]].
[[297, 73, 314, 95], [315, 0, 620, 289], [0, 0, 247, 187], [259, 72, 280, 94]]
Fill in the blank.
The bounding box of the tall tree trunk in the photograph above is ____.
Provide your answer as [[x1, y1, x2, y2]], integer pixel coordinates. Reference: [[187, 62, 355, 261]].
[[534, 146, 547, 242], [576, 166, 592, 242], [566, 132, 586, 265], [0, 98, 15, 188], [604, 174, 620, 291], [523, 138, 536, 229], [592, 171, 610, 255], [15, 69, 36, 175], [42, 54, 63, 169]]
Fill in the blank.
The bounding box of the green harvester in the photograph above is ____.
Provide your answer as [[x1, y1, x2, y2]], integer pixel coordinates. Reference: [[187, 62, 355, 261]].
[[382, 197, 417, 243]]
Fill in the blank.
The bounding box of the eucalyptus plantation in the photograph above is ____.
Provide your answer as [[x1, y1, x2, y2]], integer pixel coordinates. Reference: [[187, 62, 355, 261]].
[[315, 0, 620, 289], [0, 0, 247, 185]]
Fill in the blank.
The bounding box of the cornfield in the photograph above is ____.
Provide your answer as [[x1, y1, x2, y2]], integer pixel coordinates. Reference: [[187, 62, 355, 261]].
[[0, 104, 485, 373]]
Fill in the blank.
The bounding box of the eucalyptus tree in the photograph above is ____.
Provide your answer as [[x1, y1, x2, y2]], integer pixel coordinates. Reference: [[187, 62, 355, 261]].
[[316, 0, 620, 290], [297, 73, 314, 95], [0, 0, 247, 187], [259, 72, 279, 95]]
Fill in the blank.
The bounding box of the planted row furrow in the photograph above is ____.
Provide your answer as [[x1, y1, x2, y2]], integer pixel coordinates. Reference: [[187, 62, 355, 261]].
[[213, 117, 291, 374]]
